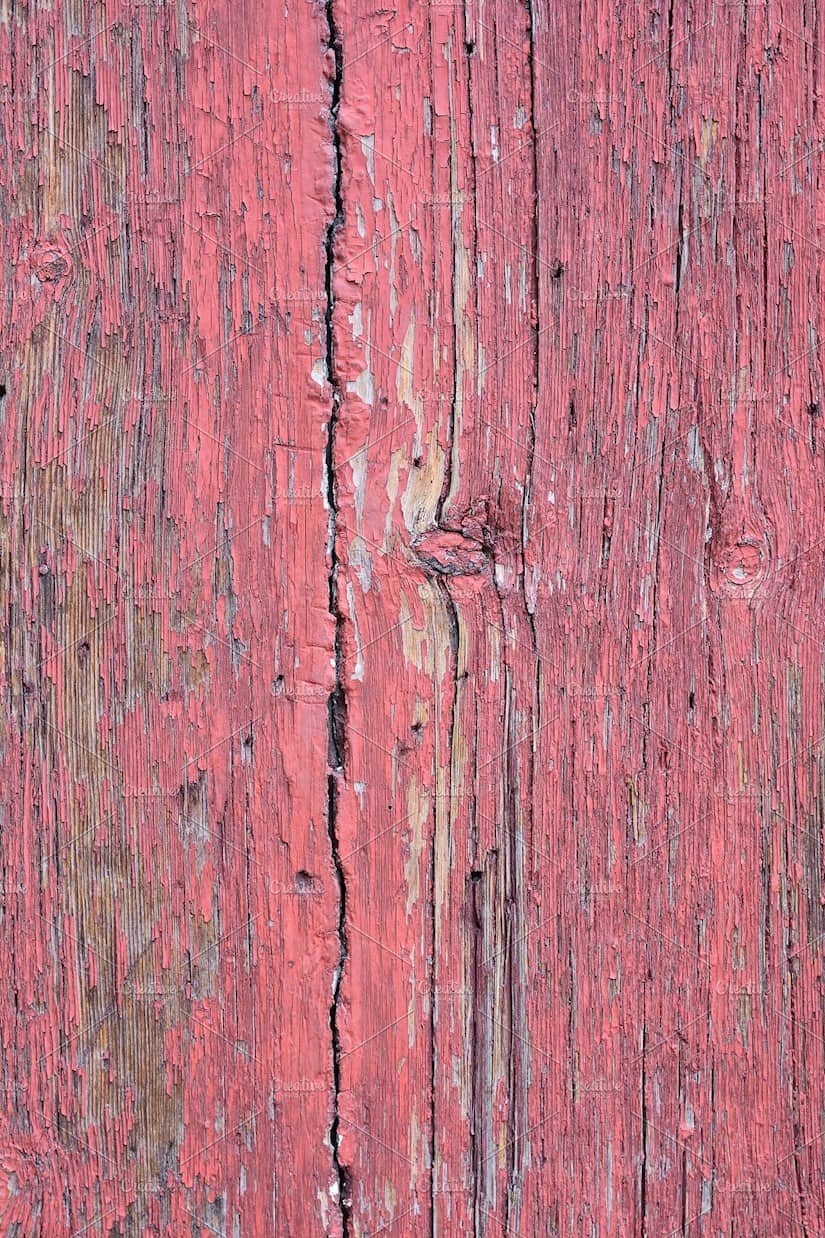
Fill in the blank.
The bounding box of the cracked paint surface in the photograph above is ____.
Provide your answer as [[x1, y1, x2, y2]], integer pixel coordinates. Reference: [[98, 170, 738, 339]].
[[1, 0, 825, 1235]]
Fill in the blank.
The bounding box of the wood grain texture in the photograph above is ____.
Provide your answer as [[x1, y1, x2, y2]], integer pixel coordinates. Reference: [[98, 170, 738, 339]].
[[1, 0, 825, 1234]]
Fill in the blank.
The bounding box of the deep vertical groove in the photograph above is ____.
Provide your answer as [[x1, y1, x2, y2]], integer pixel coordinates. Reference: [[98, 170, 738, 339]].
[[327, 772, 351, 1233], [433, 582, 463, 1234], [323, 0, 350, 1231]]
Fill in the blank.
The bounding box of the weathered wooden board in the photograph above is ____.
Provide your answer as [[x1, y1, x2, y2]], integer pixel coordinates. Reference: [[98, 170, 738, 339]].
[[1, 0, 824, 1233]]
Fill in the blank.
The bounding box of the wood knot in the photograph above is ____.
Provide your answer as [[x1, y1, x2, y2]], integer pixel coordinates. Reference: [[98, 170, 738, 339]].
[[710, 535, 771, 597], [411, 528, 487, 576], [29, 242, 72, 284]]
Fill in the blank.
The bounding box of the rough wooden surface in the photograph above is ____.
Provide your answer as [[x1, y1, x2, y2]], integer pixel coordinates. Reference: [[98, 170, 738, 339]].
[[2, 0, 825, 1234]]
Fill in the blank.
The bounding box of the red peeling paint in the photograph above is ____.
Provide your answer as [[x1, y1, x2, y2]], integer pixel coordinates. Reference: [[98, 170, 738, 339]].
[[1, 0, 825, 1235]]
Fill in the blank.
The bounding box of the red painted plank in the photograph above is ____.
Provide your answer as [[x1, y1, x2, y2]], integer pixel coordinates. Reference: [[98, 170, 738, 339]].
[[1, 0, 824, 1234]]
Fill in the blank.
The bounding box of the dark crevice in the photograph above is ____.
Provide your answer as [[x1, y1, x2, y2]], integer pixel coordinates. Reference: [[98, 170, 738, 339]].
[[674, 189, 684, 304], [328, 684, 347, 771], [436, 583, 462, 1228], [324, 0, 350, 1230], [487, 500, 525, 1232], [469, 824, 486, 1238], [327, 773, 351, 1232]]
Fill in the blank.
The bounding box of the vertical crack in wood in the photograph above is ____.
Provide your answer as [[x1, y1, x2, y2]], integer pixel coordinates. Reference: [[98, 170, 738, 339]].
[[436, 581, 463, 1232], [323, 0, 351, 1230]]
